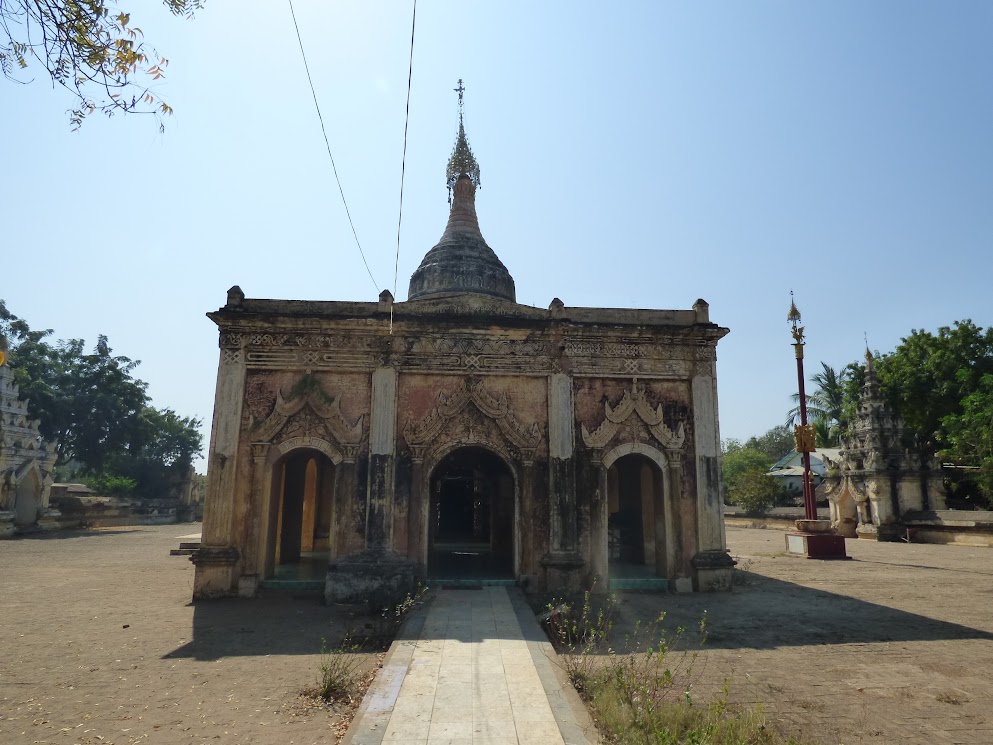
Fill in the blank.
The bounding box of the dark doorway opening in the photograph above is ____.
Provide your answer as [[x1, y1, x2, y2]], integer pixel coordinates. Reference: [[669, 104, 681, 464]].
[[428, 447, 514, 579], [607, 454, 666, 581], [265, 449, 335, 582]]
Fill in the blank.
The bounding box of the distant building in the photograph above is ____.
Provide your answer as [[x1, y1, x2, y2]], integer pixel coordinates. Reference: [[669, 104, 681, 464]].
[[767, 448, 843, 494]]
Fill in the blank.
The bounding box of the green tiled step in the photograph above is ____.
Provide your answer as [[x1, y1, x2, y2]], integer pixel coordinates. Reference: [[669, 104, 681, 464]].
[[425, 578, 517, 588], [260, 578, 325, 592], [608, 577, 669, 591]]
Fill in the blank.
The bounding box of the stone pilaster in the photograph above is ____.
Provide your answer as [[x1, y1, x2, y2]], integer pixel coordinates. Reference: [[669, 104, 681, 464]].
[[542, 374, 583, 590], [367, 366, 398, 550], [194, 340, 247, 599], [690, 370, 734, 591], [326, 366, 415, 604], [589, 464, 609, 590], [238, 443, 272, 596]]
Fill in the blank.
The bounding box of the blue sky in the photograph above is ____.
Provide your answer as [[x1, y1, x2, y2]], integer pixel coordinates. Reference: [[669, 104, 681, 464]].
[[3, 2, 992, 465]]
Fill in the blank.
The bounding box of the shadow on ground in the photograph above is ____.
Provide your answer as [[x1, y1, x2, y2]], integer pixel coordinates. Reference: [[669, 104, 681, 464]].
[[614, 570, 993, 651], [12, 527, 147, 540], [165, 590, 427, 661], [165, 564, 993, 662]]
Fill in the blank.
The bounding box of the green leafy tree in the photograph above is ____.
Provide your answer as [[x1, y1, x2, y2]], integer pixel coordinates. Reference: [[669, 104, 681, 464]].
[[940, 373, 993, 506], [720, 444, 773, 501], [876, 321, 993, 455], [0, 300, 201, 496], [743, 425, 794, 462], [1, 1, 203, 129]]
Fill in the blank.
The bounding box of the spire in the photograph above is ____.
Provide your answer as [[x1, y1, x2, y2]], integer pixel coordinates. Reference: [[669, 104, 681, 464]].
[[408, 81, 516, 303], [446, 79, 481, 202], [861, 344, 883, 408]]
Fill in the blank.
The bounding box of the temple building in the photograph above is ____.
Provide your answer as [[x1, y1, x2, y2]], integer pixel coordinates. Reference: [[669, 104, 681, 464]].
[[821, 349, 946, 540], [192, 93, 733, 600], [0, 359, 58, 537]]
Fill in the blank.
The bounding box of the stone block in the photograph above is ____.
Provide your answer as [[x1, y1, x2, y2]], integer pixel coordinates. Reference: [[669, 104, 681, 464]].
[[325, 550, 417, 605], [238, 574, 259, 598]]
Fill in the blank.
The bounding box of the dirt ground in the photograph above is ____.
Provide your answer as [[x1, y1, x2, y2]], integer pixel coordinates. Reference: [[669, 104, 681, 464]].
[[0, 524, 383, 745], [610, 527, 993, 744], [2, 524, 991, 745]]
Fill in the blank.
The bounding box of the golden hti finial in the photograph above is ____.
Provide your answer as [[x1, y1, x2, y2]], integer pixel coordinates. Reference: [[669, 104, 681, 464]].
[[788, 290, 805, 344], [446, 79, 481, 202]]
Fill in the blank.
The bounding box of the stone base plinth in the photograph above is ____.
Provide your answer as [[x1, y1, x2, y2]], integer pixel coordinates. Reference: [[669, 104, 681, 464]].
[[541, 551, 585, 594], [786, 531, 849, 559], [191, 545, 240, 599], [795, 518, 834, 533], [0, 511, 15, 539], [691, 549, 737, 591], [856, 523, 903, 542], [835, 517, 858, 538], [326, 550, 417, 606]]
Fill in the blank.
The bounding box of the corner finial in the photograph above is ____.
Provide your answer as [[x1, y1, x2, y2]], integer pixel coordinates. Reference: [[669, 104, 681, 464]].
[[446, 79, 481, 203]]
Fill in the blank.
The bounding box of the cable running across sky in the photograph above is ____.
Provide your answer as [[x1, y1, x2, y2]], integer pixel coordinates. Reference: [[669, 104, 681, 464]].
[[287, 0, 380, 294], [391, 0, 418, 333]]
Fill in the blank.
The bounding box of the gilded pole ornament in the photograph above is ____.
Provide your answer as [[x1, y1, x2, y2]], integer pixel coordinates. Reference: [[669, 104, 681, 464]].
[[446, 78, 481, 201]]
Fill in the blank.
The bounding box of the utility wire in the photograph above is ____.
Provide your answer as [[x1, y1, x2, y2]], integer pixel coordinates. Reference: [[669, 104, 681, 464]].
[[391, 0, 417, 334], [287, 0, 380, 294]]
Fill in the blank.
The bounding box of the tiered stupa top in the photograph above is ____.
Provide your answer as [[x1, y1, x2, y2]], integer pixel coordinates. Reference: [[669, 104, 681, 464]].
[[408, 85, 516, 302]]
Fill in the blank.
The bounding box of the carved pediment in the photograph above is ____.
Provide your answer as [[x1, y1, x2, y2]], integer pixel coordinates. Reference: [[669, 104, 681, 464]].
[[581, 382, 685, 451], [403, 380, 542, 461], [252, 383, 363, 453]]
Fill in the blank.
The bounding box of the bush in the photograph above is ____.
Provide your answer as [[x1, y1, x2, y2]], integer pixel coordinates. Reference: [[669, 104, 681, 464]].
[[83, 473, 137, 498], [727, 468, 785, 514]]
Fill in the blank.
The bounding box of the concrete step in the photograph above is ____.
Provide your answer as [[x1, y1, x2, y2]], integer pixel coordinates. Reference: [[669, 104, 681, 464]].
[[608, 577, 669, 591], [425, 578, 517, 588], [260, 578, 325, 592]]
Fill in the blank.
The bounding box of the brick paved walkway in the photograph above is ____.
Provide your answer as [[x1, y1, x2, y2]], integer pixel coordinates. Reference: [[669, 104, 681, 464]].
[[343, 587, 596, 745]]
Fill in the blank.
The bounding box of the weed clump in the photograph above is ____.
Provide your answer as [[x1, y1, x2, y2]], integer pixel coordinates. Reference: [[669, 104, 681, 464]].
[[316, 633, 363, 703], [542, 589, 807, 745], [314, 585, 427, 703]]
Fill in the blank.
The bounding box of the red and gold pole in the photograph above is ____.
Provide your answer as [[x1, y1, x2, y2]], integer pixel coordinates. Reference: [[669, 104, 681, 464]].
[[788, 295, 817, 521]]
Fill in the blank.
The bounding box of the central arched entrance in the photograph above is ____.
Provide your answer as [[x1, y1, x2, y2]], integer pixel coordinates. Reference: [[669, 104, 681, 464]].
[[427, 446, 515, 579], [264, 448, 336, 581]]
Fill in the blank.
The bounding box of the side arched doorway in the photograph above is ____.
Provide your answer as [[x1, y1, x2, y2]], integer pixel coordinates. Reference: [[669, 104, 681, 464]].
[[427, 446, 515, 580], [264, 449, 336, 580], [606, 453, 669, 581]]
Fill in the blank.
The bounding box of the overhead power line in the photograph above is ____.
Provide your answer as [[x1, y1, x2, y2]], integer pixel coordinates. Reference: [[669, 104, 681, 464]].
[[287, 0, 380, 294], [391, 0, 418, 333]]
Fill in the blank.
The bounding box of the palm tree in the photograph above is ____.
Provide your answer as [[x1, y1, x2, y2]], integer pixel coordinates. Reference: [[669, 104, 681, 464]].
[[786, 362, 848, 446]]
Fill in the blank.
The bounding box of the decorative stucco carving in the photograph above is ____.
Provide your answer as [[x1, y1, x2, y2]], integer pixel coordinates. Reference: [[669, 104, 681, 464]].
[[251, 381, 363, 459], [0, 364, 58, 524], [581, 382, 686, 452], [402, 380, 542, 462]]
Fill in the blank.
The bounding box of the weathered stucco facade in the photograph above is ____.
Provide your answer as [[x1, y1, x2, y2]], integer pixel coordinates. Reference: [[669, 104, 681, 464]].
[[193, 114, 731, 600]]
